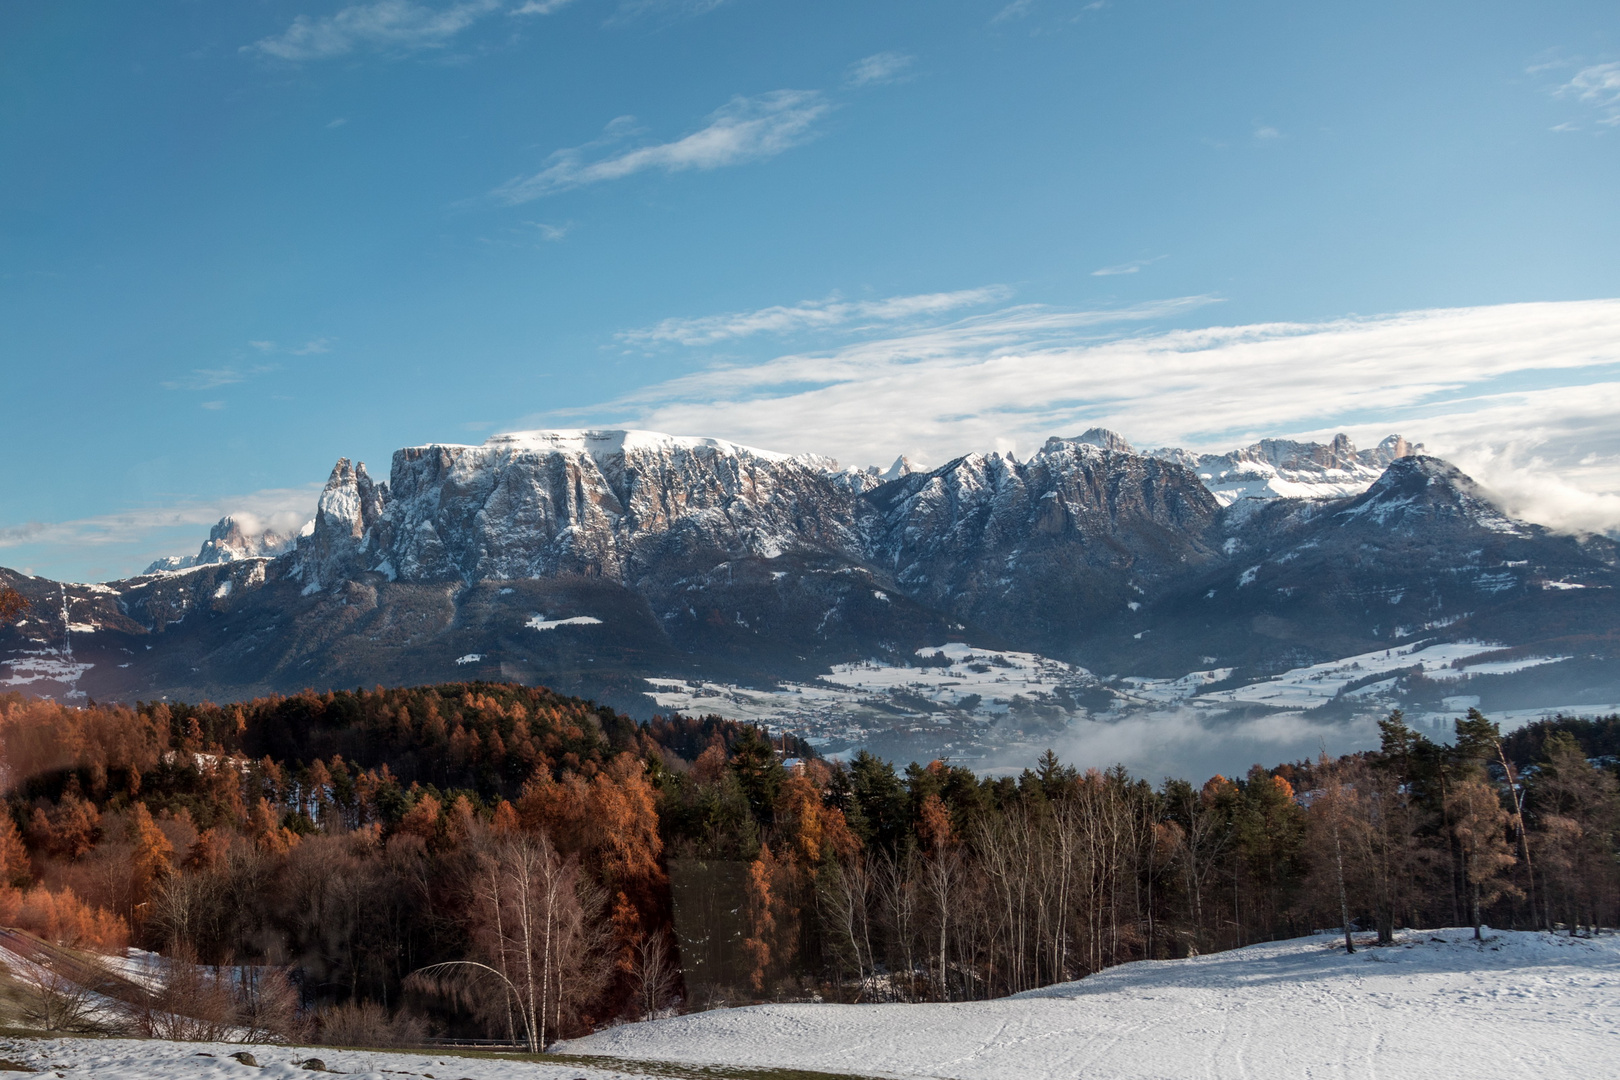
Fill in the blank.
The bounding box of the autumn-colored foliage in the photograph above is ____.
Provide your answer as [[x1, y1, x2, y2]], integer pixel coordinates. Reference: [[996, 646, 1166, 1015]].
[[0, 684, 1615, 1039], [0, 883, 128, 950]]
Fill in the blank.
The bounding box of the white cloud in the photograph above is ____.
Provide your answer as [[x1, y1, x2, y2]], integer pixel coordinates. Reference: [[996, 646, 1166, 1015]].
[[525, 221, 571, 241], [1253, 125, 1282, 140], [1092, 256, 1164, 277], [608, 0, 729, 22], [580, 297, 1620, 535], [246, 0, 501, 62], [513, 0, 578, 12], [617, 287, 1012, 347], [1032, 706, 1382, 785], [1554, 61, 1620, 126], [846, 52, 915, 87], [489, 90, 830, 203], [992, 0, 1035, 22], [161, 364, 278, 391]]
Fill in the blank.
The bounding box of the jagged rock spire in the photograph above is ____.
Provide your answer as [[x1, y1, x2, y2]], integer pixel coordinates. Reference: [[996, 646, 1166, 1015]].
[[299, 459, 388, 589]]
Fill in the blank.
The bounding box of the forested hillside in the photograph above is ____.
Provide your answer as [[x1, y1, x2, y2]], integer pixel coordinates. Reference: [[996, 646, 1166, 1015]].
[[0, 684, 1615, 1046]]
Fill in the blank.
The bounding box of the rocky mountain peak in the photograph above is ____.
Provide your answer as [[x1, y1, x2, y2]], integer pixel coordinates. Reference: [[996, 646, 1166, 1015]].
[[200, 515, 301, 562], [1366, 434, 1422, 465], [142, 513, 303, 574], [1335, 455, 1527, 535], [1149, 433, 1423, 505], [297, 458, 388, 589], [880, 455, 919, 482], [1042, 428, 1136, 456]]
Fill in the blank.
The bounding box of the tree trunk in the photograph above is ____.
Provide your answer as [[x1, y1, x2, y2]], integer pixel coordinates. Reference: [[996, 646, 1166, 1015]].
[[1334, 820, 1355, 954]]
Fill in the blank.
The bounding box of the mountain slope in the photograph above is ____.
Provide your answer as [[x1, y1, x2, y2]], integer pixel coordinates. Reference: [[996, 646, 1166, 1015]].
[[1100, 456, 1620, 681]]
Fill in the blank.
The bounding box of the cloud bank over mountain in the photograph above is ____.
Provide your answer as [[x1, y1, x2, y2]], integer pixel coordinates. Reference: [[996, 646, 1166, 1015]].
[[596, 297, 1620, 536]]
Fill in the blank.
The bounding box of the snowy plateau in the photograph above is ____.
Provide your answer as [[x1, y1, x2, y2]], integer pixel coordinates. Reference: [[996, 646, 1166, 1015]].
[[3, 929, 1609, 1080], [3, 426, 1619, 774]]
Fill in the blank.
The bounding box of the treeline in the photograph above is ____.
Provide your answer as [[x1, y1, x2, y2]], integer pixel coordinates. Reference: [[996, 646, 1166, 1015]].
[[1, 685, 1616, 1045]]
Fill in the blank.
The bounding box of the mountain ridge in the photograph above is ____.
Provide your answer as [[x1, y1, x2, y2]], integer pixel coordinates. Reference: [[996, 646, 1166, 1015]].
[[4, 429, 1616, 747]]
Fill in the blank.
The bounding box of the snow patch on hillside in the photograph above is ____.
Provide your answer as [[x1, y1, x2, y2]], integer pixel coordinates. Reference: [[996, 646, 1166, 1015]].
[[526, 614, 604, 631], [1120, 640, 1571, 710]]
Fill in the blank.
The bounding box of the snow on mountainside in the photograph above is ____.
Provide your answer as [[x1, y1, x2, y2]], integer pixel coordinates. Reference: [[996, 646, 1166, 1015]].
[[294, 428, 854, 589], [1150, 432, 1422, 504], [560, 929, 1620, 1080], [3, 427, 1618, 747], [862, 434, 1219, 654]]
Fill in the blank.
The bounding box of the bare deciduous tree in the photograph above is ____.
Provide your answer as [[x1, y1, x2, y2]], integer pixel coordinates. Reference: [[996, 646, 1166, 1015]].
[[411, 830, 608, 1050]]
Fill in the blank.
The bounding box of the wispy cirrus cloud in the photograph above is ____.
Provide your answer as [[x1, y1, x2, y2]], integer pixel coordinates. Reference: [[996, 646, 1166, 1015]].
[[575, 297, 1620, 535], [489, 90, 830, 203], [245, 338, 333, 356], [617, 287, 1013, 347], [1561, 61, 1620, 125], [245, 0, 502, 62], [160, 364, 279, 392], [846, 52, 915, 87], [608, 0, 729, 20], [1091, 256, 1165, 277], [0, 486, 320, 582]]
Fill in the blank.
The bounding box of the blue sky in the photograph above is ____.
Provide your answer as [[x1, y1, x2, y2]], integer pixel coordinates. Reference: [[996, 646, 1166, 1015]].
[[3, 0, 1619, 581]]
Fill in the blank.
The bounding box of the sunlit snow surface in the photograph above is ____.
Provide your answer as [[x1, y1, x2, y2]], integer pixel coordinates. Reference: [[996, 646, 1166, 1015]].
[[560, 930, 1620, 1080]]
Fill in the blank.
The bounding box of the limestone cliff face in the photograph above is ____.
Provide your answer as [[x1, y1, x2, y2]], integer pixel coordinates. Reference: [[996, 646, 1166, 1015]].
[[341, 430, 858, 587]]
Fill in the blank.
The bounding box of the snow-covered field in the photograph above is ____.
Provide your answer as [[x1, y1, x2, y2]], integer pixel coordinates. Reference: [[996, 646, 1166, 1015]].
[[0, 1038, 648, 1080], [3, 930, 1614, 1079], [561, 929, 1620, 1080], [645, 642, 1095, 749], [1119, 639, 1571, 710]]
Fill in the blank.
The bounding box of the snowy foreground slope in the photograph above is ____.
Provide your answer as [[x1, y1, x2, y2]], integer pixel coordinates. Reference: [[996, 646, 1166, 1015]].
[[1, 931, 1613, 1080], [0, 1040, 649, 1080], [562, 930, 1620, 1080]]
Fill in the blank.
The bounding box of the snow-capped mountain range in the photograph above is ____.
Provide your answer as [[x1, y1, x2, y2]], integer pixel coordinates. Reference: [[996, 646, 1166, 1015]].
[[3, 428, 1616, 756]]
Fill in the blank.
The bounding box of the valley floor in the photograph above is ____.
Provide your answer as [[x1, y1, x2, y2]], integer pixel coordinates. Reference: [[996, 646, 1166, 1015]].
[[560, 929, 1620, 1080]]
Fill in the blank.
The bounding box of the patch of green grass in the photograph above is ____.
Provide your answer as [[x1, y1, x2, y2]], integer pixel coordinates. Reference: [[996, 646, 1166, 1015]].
[[381, 1046, 885, 1080], [547, 1055, 885, 1080]]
